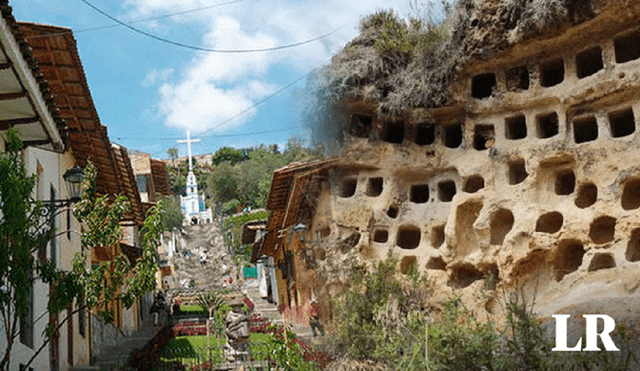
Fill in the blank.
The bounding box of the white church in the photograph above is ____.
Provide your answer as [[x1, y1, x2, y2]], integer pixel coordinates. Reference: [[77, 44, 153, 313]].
[[179, 131, 213, 225]]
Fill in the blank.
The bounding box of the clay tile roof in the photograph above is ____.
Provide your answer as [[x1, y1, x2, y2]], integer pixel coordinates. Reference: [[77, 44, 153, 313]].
[[112, 144, 145, 225], [266, 159, 333, 210], [18, 22, 144, 225], [254, 159, 333, 260], [150, 159, 171, 196]]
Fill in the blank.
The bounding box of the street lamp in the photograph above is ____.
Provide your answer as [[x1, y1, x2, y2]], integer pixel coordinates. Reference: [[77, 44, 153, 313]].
[[62, 165, 84, 203], [292, 223, 307, 242], [33, 165, 85, 218], [291, 223, 320, 269]]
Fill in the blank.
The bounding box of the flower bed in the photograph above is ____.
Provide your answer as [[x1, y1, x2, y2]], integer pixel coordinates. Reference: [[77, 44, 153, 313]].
[[172, 322, 208, 337], [136, 297, 331, 370], [248, 313, 270, 333]]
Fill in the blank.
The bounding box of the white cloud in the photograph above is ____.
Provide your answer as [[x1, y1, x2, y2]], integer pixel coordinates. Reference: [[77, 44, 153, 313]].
[[154, 16, 280, 134], [143, 68, 174, 87], [158, 79, 255, 134], [122, 0, 416, 133]]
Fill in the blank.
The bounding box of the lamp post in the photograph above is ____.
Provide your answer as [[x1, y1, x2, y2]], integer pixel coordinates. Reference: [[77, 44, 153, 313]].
[[292, 222, 318, 269], [34, 165, 84, 219], [292, 223, 307, 241]]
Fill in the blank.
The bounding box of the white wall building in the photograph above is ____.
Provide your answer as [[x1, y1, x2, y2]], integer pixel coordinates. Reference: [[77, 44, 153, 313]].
[[0, 5, 90, 370]]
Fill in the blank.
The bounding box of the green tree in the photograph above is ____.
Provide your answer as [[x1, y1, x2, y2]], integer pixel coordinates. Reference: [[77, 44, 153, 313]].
[[211, 146, 247, 166], [202, 138, 324, 213], [167, 146, 178, 166], [331, 254, 431, 366], [0, 130, 163, 370], [0, 130, 54, 371], [157, 195, 184, 231], [207, 162, 239, 204], [64, 161, 161, 319], [171, 173, 186, 196]]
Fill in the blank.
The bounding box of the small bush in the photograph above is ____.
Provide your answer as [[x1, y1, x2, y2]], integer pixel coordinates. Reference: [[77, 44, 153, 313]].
[[327, 255, 640, 370], [330, 254, 431, 366]]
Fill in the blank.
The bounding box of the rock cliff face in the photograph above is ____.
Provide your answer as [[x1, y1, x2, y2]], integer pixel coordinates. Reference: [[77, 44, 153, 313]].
[[309, 0, 640, 323]]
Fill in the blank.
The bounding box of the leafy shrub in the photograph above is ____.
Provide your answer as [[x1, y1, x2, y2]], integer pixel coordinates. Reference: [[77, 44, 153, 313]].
[[329, 262, 640, 371], [221, 199, 240, 216], [330, 254, 431, 366], [428, 296, 499, 370]]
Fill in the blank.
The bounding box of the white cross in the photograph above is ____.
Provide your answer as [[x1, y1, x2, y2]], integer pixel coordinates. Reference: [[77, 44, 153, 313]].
[[177, 130, 200, 171]]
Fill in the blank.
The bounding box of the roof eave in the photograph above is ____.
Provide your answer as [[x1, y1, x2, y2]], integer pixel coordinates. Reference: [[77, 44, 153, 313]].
[[0, 15, 63, 151]]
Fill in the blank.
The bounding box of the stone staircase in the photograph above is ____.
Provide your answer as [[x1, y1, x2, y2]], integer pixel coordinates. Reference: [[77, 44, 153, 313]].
[[244, 279, 318, 344], [171, 223, 237, 291], [70, 311, 168, 371]]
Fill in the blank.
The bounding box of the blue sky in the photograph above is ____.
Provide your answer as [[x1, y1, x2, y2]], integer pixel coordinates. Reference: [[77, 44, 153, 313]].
[[12, 0, 418, 159]]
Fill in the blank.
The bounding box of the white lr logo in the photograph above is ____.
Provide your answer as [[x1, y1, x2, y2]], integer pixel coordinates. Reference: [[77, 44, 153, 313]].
[[552, 314, 620, 351]]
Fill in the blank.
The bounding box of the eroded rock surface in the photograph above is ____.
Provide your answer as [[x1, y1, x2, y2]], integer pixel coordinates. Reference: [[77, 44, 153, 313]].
[[307, 0, 640, 324]]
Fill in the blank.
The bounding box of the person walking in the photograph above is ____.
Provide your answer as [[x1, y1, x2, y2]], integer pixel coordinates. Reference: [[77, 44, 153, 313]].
[[150, 298, 161, 326], [309, 298, 325, 337]]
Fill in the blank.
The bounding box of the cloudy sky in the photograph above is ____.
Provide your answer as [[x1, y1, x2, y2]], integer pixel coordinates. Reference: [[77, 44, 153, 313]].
[[12, 0, 419, 158]]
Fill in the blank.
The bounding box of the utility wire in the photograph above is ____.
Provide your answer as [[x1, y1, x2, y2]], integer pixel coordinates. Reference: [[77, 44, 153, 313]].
[[78, 0, 350, 53], [24, 0, 247, 39], [113, 72, 311, 142], [117, 64, 324, 142], [80, 0, 248, 32], [115, 125, 305, 142], [196, 74, 308, 138]]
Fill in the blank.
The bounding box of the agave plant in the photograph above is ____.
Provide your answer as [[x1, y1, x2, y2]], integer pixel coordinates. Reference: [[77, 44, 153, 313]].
[[198, 291, 225, 317]]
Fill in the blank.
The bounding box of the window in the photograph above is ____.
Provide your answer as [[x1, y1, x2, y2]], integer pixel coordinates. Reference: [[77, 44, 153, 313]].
[[555, 170, 576, 195], [615, 30, 640, 63], [380, 120, 404, 144], [438, 180, 456, 202], [540, 58, 565, 87], [431, 225, 445, 248], [609, 108, 635, 138], [410, 184, 430, 204], [415, 123, 435, 145], [373, 229, 389, 243], [339, 178, 357, 198], [471, 73, 496, 98], [366, 178, 383, 197], [473, 124, 495, 150], [136, 174, 148, 193], [443, 123, 463, 148], [463, 175, 484, 193], [576, 46, 603, 78], [573, 116, 598, 143], [397, 226, 421, 249], [537, 112, 559, 139], [387, 206, 399, 218], [508, 159, 528, 185], [505, 115, 527, 140], [350, 114, 373, 138]]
